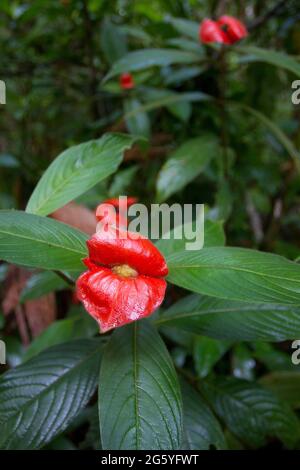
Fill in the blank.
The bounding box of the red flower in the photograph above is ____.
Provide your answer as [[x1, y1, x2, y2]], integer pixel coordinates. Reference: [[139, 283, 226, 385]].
[[95, 196, 137, 230], [101, 197, 138, 208], [76, 226, 168, 332], [199, 16, 247, 45], [120, 73, 134, 90], [217, 15, 248, 44], [199, 19, 229, 44]]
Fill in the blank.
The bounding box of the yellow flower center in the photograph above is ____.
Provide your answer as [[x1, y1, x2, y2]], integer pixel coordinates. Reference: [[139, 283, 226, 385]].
[[111, 264, 138, 278]]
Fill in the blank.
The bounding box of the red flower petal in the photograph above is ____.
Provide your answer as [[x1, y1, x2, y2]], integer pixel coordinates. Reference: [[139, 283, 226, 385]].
[[217, 15, 248, 44], [120, 73, 135, 90], [101, 197, 138, 208], [199, 19, 229, 44], [76, 262, 166, 332], [87, 226, 168, 277]]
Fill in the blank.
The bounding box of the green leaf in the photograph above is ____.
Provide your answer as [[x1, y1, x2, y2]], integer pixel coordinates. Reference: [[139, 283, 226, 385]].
[[253, 342, 296, 372], [99, 321, 183, 450], [108, 165, 138, 197], [23, 315, 98, 362], [201, 376, 300, 448], [26, 133, 137, 216], [100, 18, 128, 65], [104, 49, 199, 81], [0, 339, 103, 449], [233, 104, 300, 171], [120, 25, 152, 45], [159, 325, 194, 351], [164, 66, 204, 85], [157, 294, 300, 341], [142, 88, 192, 122], [167, 38, 202, 54], [124, 91, 210, 121], [181, 379, 227, 450], [203, 220, 226, 247], [260, 372, 300, 409], [237, 46, 300, 78], [156, 219, 225, 257], [20, 271, 68, 303], [167, 247, 300, 305], [193, 336, 231, 378], [167, 17, 200, 41], [157, 136, 218, 201], [0, 210, 87, 271], [124, 98, 151, 138]]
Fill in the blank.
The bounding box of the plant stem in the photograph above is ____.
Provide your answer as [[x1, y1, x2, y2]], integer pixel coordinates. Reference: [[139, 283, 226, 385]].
[[218, 46, 229, 181]]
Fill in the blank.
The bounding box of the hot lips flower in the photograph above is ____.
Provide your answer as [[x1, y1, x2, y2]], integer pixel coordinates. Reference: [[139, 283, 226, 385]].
[[76, 225, 168, 333], [199, 15, 247, 45]]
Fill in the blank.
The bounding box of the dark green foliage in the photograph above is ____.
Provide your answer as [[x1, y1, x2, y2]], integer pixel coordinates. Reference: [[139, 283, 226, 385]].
[[1, 0, 300, 451]]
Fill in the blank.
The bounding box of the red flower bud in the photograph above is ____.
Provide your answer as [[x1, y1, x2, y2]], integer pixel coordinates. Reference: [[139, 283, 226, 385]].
[[199, 16, 247, 45], [199, 18, 229, 44], [120, 73, 134, 90], [217, 15, 248, 44], [76, 225, 168, 332]]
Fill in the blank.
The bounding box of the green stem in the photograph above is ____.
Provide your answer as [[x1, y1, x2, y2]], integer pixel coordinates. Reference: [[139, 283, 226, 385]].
[[218, 46, 229, 182]]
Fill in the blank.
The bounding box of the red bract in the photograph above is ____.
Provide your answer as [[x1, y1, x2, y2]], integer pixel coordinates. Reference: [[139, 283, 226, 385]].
[[76, 226, 168, 332], [218, 15, 248, 44], [199, 15, 247, 45], [199, 19, 229, 44], [102, 197, 138, 208], [120, 73, 134, 90], [95, 196, 137, 230], [87, 226, 168, 277]]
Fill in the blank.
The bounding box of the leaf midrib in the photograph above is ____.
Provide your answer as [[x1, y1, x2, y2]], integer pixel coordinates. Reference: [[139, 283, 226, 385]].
[[155, 305, 294, 324], [133, 323, 141, 449], [168, 263, 300, 284]]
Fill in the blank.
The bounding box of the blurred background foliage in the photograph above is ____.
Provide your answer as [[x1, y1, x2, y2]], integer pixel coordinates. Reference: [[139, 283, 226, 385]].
[[1, 0, 300, 450]]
